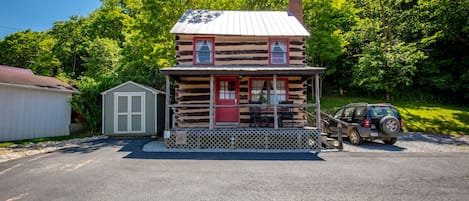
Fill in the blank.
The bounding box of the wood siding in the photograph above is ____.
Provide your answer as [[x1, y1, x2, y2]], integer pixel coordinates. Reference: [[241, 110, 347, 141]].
[[175, 76, 307, 128], [176, 35, 306, 66]]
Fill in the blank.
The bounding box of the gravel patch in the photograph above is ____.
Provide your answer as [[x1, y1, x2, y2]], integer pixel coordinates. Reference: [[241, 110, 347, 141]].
[[0, 135, 107, 163], [342, 132, 469, 153]]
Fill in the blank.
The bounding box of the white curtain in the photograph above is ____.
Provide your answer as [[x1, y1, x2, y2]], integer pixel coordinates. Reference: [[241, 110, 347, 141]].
[[271, 40, 287, 64], [196, 40, 212, 63]]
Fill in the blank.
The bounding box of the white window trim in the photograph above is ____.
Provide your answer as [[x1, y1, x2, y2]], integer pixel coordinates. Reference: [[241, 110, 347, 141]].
[[113, 92, 146, 134]]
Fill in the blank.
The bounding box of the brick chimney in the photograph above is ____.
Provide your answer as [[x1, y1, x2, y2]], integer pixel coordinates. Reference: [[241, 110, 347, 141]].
[[288, 0, 303, 24]]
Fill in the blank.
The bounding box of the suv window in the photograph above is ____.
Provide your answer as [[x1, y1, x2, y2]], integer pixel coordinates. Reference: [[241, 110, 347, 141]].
[[334, 108, 344, 119], [369, 106, 399, 118], [343, 107, 355, 118], [354, 106, 366, 120]]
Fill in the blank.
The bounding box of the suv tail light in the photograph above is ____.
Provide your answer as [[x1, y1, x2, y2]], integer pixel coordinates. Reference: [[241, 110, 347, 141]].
[[363, 119, 371, 128], [400, 119, 404, 128]]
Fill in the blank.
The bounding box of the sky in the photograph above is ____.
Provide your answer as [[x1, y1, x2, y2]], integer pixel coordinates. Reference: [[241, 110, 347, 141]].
[[0, 0, 102, 39]]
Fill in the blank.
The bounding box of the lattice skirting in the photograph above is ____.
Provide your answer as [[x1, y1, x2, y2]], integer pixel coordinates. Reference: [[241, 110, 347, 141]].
[[165, 128, 321, 151]]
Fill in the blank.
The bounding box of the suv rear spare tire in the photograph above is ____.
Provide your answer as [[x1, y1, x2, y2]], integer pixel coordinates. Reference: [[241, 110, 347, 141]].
[[379, 116, 400, 135]]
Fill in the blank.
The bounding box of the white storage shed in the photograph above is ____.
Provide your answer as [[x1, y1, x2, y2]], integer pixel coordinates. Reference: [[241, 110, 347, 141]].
[[0, 65, 76, 141]]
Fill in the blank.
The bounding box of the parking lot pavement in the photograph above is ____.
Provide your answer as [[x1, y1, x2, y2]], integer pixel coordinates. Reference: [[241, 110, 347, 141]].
[[1, 138, 469, 201]]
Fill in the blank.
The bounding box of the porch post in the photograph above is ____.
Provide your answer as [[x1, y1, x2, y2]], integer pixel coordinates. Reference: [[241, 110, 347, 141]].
[[315, 74, 321, 129], [164, 75, 171, 139], [273, 74, 278, 129], [209, 74, 214, 129]]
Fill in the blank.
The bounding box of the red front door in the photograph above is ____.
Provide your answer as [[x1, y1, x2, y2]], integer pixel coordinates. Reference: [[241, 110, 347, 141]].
[[215, 77, 239, 123]]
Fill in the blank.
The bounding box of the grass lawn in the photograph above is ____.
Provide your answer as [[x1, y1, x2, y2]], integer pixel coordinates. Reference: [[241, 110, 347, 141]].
[[321, 95, 469, 135], [0, 133, 93, 148]]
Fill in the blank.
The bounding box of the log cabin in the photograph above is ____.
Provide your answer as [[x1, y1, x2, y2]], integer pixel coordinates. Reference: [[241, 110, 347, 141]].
[[160, 0, 325, 151]]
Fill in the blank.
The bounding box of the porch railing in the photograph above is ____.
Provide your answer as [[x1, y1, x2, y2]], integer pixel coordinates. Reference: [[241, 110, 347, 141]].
[[169, 103, 318, 129]]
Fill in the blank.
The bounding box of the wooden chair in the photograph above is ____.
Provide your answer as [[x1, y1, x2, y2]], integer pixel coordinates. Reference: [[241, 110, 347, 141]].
[[278, 101, 294, 127]]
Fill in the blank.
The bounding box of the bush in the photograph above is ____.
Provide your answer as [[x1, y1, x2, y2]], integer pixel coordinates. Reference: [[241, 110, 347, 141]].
[[70, 76, 121, 134]]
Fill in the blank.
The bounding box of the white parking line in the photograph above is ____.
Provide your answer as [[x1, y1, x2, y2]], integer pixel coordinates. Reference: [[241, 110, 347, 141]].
[[0, 163, 22, 175], [6, 193, 28, 201], [69, 159, 93, 171], [28, 154, 48, 161]]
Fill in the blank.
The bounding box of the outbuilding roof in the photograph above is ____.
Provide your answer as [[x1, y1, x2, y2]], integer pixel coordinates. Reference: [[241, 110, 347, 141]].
[[0, 65, 34, 75], [0, 65, 76, 93], [170, 9, 310, 36], [100, 81, 165, 95]]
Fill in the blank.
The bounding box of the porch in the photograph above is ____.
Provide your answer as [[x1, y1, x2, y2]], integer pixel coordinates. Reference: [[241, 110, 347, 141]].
[[160, 66, 325, 151]]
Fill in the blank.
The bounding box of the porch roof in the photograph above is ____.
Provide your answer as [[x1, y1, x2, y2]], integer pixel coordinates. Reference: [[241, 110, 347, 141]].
[[160, 66, 326, 76]]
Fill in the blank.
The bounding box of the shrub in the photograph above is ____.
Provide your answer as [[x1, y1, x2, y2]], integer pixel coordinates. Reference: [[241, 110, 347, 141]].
[[70, 76, 121, 134]]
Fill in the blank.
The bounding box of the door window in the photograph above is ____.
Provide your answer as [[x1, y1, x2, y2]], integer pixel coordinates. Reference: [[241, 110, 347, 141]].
[[219, 80, 236, 100]]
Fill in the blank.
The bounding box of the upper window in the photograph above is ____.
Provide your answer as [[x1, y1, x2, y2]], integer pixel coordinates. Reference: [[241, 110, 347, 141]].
[[269, 39, 289, 65], [194, 38, 214, 65]]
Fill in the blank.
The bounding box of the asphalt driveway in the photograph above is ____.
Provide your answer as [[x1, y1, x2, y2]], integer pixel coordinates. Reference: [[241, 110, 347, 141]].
[[1, 138, 468, 201]]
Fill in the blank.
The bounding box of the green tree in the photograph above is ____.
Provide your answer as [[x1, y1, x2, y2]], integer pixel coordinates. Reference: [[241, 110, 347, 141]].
[[303, 0, 358, 94], [0, 30, 39, 68], [0, 30, 60, 76], [82, 38, 122, 77], [349, 0, 426, 100], [50, 16, 89, 77]]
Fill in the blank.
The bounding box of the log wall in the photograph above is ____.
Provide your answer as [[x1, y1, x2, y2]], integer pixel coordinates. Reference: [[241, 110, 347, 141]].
[[175, 35, 306, 66], [175, 76, 308, 128]]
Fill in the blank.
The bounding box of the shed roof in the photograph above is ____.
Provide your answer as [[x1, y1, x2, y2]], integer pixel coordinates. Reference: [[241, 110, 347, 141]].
[[0, 65, 34, 75], [0, 65, 76, 93], [160, 65, 325, 76], [170, 10, 310, 36], [100, 81, 166, 95]]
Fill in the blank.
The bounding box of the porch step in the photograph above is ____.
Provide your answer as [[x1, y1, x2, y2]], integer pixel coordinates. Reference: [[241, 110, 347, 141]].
[[321, 134, 340, 149], [215, 122, 239, 128]]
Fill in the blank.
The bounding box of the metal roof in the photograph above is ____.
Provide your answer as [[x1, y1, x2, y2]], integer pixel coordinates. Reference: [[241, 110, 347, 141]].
[[0, 65, 76, 92], [0, 65, 34, 75], [171, 10, 310, 36], [100, 81, 165, 95], [160, 66, 325, 76]]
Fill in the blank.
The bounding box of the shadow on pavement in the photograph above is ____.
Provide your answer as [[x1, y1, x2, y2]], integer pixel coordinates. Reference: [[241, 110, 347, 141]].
[[58, 138, 151, 154], [124, 151, 324, 161], [58, 138, 324, 161], [343, 140, 406, 152]]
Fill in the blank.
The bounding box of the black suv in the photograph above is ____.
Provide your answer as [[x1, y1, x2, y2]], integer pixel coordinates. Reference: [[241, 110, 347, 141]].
[[323, 103, 403, 145]]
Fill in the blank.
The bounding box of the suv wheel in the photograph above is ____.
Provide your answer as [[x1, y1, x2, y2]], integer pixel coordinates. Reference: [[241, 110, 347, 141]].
[[383, 137, 397, 145], [379, 116, 400, 135], [348, 129, 362, 145]]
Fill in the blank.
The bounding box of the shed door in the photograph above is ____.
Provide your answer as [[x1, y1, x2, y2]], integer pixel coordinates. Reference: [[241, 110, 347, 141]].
[[114, 92, 145, 133]]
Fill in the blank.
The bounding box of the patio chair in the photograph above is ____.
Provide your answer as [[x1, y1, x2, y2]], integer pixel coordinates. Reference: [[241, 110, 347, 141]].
[[278, 101, 294, 127], [249, 100, 262, 127]]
